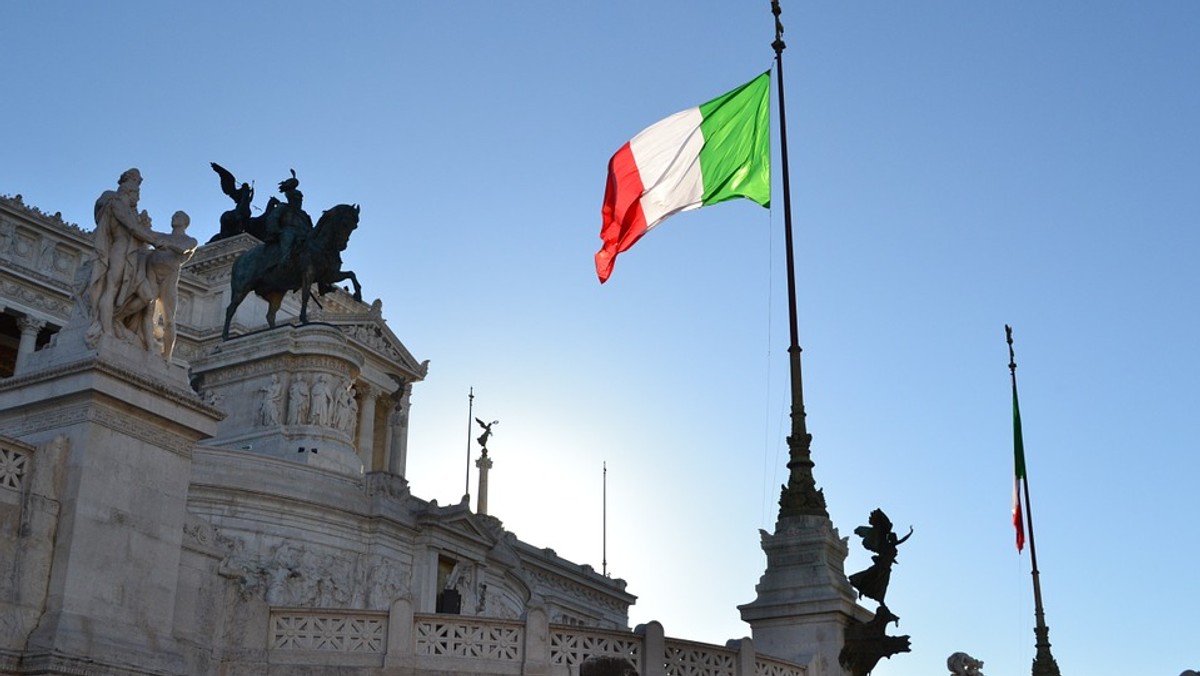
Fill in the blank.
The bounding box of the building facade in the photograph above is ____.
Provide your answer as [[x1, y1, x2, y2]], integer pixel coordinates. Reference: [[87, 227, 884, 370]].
[[0, 190, 844, 676]]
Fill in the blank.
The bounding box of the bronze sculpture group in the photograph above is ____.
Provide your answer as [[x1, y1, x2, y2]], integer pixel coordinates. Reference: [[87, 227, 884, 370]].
[[840, 508, 913, 676], [212, 164, 363, 339]]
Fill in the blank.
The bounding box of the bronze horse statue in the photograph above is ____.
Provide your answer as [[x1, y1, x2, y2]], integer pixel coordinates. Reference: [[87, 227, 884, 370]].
[[222, 203, 362, 339]]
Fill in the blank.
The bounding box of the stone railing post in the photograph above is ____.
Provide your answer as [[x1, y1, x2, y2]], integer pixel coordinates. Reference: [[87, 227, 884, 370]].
[[523, 606, 550, 676], [636, 622, 666, 676], [384, 597, 414, 669], [732, 637, 756, 676]]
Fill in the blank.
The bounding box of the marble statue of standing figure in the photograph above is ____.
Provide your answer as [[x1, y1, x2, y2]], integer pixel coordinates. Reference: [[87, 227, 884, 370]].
[[309, 374, 333, 426], [287, 375, 309, 425], [341, 387, 359, 436], [331, 380, 349, 431], [112, 208, 159, 347], [113, 211, 198, 359], [87, 168, 168, 346], [144, 211, 197, 359], [258, 374, 283, 426]]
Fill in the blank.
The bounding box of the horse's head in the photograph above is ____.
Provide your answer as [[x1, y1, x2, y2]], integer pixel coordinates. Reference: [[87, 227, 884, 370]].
[[314, 203, 360, 250]]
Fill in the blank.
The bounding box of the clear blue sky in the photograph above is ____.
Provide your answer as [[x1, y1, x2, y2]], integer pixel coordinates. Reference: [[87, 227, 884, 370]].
[[4, 3, 1198, 675]]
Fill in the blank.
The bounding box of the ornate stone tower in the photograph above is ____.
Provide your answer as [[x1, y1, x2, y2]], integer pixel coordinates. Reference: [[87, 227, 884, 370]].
[[738, 410, 868, 676]]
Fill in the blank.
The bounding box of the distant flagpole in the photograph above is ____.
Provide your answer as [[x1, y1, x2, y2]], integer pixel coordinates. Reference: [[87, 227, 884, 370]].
[[771, 0, 827, 521], [1006, 326, 1062, 676], [602, 462, 608, 577], [465, 388, 474, 502]]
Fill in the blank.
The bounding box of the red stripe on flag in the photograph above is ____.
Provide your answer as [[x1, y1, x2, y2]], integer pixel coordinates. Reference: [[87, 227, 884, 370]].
[[596, 142, 648, 283], [1013, 479, 1026, 552]]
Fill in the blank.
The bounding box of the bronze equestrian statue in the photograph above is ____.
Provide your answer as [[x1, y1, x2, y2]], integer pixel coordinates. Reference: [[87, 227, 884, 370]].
[[221, 198, 362, 340]]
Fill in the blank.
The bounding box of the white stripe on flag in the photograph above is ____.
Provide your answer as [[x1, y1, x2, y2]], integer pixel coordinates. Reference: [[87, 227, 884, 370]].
[[628, 107, 706, 232]]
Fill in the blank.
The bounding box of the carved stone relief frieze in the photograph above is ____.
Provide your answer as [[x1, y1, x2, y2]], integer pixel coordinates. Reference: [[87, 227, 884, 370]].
[[216, 534, 411, 611], [196, 354, 357, 390]]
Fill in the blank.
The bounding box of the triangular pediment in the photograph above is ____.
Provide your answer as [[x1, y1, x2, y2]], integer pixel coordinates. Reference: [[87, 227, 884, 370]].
[[416, 501, 500, 549]]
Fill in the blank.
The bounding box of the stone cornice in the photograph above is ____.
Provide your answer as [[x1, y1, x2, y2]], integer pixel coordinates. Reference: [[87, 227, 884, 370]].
[[0, 276, 72, 320], [0, 194, 90, 238], [0, 352, 222, 419], [515, 543, 635, 606]]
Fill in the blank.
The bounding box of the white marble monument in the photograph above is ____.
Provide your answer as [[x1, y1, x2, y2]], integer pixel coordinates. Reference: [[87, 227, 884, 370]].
[[0, 179, 648, 676]]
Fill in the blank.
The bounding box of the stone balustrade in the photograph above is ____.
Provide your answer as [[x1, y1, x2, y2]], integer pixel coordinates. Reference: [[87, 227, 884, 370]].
[[266, 601, 808, 676]]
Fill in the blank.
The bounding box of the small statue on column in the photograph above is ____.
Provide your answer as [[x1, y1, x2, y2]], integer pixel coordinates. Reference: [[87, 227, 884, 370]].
[[475, 417, 498, 454], [473, 417, 498, 515]]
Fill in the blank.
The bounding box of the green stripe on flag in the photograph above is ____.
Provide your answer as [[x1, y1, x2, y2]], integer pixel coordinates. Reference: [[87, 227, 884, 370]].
[[1013, 385, 1027, 480], [697, 71, 771, 209]]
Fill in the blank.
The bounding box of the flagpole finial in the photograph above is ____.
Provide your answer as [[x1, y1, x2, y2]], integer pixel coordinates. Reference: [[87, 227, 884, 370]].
[[1006, 325, 1017, 374], [770, 0, 786, 54]]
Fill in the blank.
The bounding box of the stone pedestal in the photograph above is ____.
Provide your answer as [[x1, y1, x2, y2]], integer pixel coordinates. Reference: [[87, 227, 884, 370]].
[[0, 328, 221, 674], [738, 515, 870, 676], [189, 323, 365, 477]]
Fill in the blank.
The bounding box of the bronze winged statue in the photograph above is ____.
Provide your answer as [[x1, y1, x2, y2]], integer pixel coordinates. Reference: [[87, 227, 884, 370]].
[[209, 163, 256, 242], [848, 508, 913, 604], [475, 418, 498, 450]]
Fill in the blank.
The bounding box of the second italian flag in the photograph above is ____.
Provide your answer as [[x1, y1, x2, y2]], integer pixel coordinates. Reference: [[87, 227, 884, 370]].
[[596, 72, 772, 283]]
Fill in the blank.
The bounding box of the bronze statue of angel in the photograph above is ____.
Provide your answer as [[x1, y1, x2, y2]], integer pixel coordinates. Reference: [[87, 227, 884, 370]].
[[848, 508, 912, 604]]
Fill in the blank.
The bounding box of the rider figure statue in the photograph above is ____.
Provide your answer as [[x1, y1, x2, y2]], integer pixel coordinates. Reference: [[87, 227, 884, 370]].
[[262, 169, 311, 270]]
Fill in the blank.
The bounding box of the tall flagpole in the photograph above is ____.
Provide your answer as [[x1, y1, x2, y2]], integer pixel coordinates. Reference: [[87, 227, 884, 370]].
[[771, 0, 827, 521], [465, 387, 474, 501], [1006, 327, 1062, 676]]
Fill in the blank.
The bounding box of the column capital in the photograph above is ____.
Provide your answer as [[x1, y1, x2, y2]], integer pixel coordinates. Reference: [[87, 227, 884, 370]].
[[357, 383, 384, 400], [16, 316, 46, 334]]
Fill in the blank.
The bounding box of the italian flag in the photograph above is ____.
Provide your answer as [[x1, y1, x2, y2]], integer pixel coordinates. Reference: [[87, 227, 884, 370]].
[[595, 72, 772, 283], [1012, 381, 1027, 553]]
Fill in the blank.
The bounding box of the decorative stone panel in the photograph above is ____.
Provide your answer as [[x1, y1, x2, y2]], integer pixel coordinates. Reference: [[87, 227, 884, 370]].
[[270, 609, 387, 654], [664, 639, 737, 676], [415, 616, 524, 660], [550, 627, 642, 668], [0, 445, 28, 491], [755, 657, 808, 676]]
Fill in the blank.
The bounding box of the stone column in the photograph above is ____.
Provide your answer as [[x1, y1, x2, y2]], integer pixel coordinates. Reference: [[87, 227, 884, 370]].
[[14, 316, 45, 373], [356, 385, 378, 471], [475, 450, 493, 515], [386, 383, 412, 477]]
